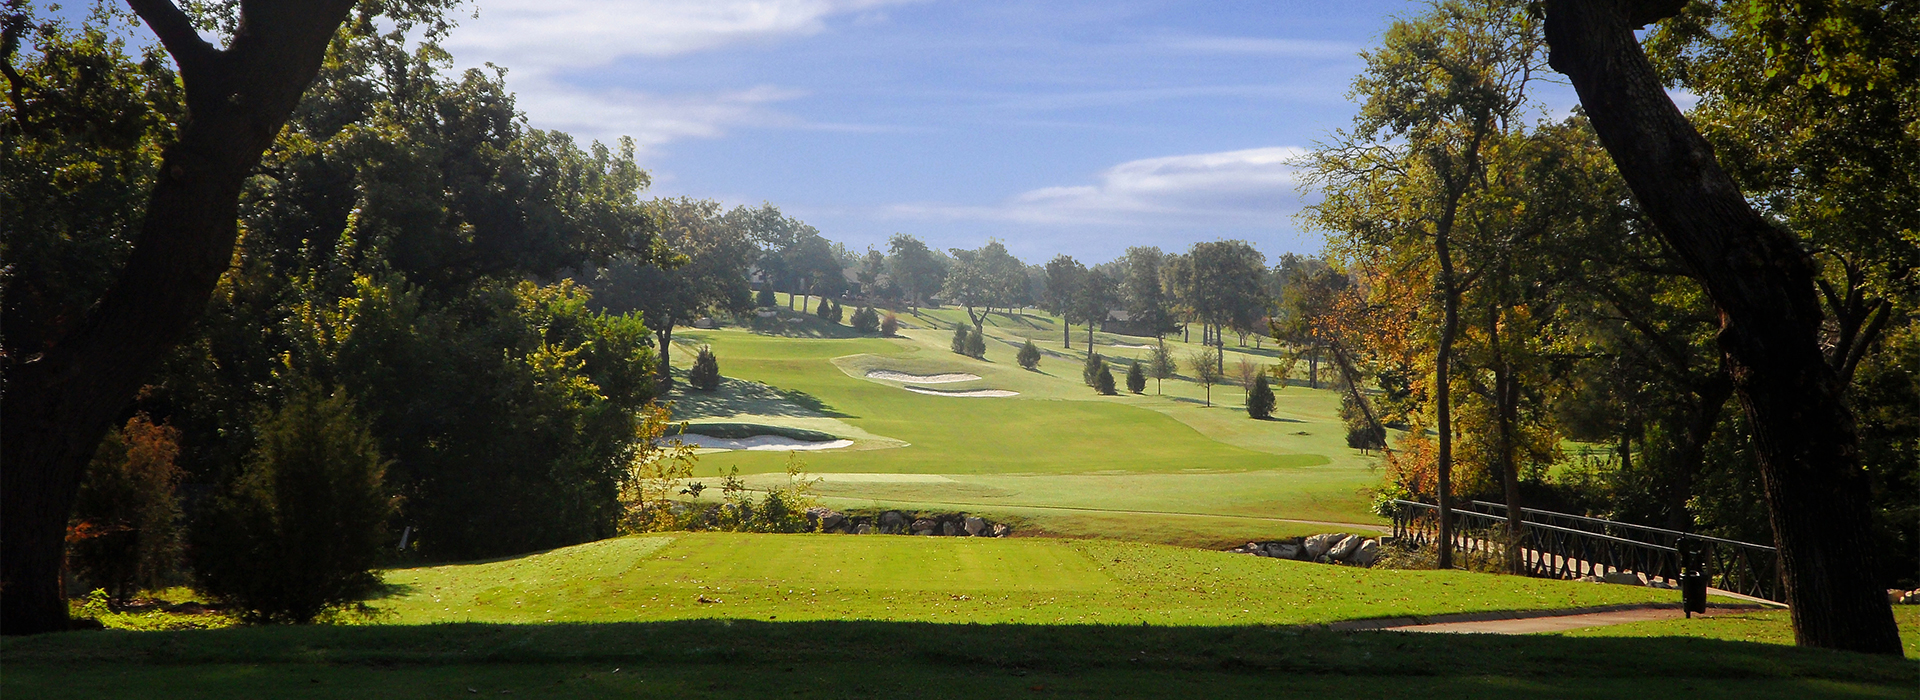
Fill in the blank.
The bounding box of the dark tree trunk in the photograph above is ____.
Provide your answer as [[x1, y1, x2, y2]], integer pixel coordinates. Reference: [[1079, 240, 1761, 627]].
[[1063, 320, 1071, 348], [1544, 0, 1901, 654], [655, 324, 676, 390], [1490, 301, 1522, 574], [1433, 232, 1461, 571], [0, 0, 358, 635]]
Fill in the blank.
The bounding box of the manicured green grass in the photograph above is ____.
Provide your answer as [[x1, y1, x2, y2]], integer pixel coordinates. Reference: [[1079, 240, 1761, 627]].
[[373, 533, 1679, 627], [8, 534, 1916, 699], [662, 302, 1388, 536]]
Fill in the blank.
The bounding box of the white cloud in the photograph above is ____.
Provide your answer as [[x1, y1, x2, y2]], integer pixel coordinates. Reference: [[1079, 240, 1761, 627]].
[[442, 0, 914, 148], [888, 146, 1311, 227]]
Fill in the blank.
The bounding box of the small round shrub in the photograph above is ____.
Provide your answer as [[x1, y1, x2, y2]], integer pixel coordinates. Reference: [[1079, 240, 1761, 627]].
[[880, 313, 899, 336], [966, 324, 986, 358], [851, 306, 880, 333], [951, 323, 971, 355], [1017, 340, 1041, 370], [689, 345, 721, 391]]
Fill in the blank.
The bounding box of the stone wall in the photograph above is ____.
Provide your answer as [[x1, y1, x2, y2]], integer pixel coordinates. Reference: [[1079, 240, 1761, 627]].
[[1227, 533, 1382, 567], [805, 508, 1011, 538]]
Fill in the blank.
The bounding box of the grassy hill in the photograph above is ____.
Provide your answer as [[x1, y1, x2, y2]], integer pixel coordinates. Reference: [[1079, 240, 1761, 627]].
[[661, 300, 1390, 546]]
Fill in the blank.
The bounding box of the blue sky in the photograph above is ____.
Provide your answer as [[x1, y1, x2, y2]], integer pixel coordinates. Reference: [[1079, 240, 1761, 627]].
[[99, 0, 1596, 265], [436, 0, 1460, 264]]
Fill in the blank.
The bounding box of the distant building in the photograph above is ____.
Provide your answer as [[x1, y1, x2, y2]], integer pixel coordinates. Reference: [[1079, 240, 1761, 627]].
[[1100, 309, 1155, 338]]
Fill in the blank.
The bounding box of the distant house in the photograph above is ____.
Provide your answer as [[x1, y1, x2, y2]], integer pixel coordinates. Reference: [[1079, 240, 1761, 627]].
[[1100, 309, 1155, 338]]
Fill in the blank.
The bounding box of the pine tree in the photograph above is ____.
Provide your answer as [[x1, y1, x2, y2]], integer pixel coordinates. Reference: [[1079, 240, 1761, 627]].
[[830, 300, 844, 323], [966, 324, 987, 358], [816, 298, 834, 321], [1095, 364, 1117, 395], [1247, 374, 1276, 419], [1082, 352, 1104, 387], [1017, 340, 1042, 370], [951, 323, 971, 355], [689, 345, 721, 391], [1125, 360, 1146, 394], [756, 288, 776, 308]]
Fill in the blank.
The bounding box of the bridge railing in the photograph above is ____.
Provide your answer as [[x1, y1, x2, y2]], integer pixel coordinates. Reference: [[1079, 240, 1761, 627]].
[[1390, 499, 1781, 602]]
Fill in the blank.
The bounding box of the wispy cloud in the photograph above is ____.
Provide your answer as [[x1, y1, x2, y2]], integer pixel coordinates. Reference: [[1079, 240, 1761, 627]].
[[443, 0, 916, 148], [887, 146, 1311, 227]]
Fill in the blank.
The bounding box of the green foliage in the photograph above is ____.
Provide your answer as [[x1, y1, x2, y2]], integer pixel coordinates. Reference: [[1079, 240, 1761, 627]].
[[951, 323, 971, 355], [66, 414, 185, 605], [830, 300, 844, 323], [619, 404, 699, 534], [965, 324, 987, 359], [710, 458, 819, 534], [1188, 348, 1223, 406], [1247, 374, 1277, 419], [1126, 360, 1147, 393], [1145, 343, 1178, 394], [190, 386, 394, 624], [816, 297, 835, 321], [1017, 340, 1042, 370], [1095, 364, 1117, 395], [879, 313, 899, 337], [756, 288, 777, 308], [1081, 352, 1105, 387], [1340, 393, 1385, 450], [850, 306, 880, 334], [689, 345, 721, 391]]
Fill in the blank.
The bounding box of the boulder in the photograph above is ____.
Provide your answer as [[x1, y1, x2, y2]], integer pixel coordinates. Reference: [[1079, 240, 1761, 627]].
[[941, 520, 960, 536], [1902, 590, 1920, 605], [1349, 539, 1381, 566], [1269, 543, 1302, 560], [854, 524, 873, 535], [964, 516, 986, 536], [912, 518, 937, 532], [1304, 533, 1347, 558], [880, 511, 906, 534], [1328, 535, 1364, 562], [1600, 571, 1646, 586], [990, 523, 1012, 537], [1252, 549, 1270, 557], [1891, 589, 1909, 604]]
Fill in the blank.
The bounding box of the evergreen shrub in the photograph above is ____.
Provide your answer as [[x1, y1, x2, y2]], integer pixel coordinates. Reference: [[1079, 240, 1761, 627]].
[[951, 323, 971, 355], [1126, 360, 1147, 394], [689, 345, 721, 391], [1081, 352, 1104, 386], [1247, 374, 1277, 419], [191, 386, 394, 623], [1017, 340, 1041, 369], [1096, 364, 1117, 395], [756, 288, 775, 307], [966, 324, 986, 358]]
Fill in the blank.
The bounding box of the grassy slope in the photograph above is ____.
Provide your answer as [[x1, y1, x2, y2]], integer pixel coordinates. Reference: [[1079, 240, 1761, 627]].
[[662, 300, 1387, 535], [8, 534, 1916, 699]]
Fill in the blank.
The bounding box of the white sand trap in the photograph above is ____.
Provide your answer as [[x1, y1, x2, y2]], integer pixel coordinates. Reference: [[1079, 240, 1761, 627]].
[[1108, 342, 1153, 349], [666, 435, 854, 451], [903, 387, 1019, 398], [866, 369, 982, 383]]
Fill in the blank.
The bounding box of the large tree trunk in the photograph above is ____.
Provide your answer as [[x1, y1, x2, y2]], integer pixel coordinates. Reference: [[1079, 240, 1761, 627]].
[[0, 0, 357, 635], [655, 324, 676, 389], [1433, 233, 1461, 571], [1544, 0, 1901, 655]]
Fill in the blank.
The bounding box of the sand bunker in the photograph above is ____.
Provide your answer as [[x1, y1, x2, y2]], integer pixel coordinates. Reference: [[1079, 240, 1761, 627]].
[[667, 435, 855, 451], [866, 369, 982, 383], [1108, 342, 1153, 350], [903, 387, 1019, 398]]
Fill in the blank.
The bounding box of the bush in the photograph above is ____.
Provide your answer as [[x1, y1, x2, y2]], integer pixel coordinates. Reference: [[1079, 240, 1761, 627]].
[[951, 323, 971, 355], [880, 313, 898, 337], [966, 324, 986, 358], [689, 345, 721, 391], [1124, 360, 1146, 393], [830, 300, 844, 323], [1247, 374, 1277, 419], [66, 414, 184, 605], [756, 288, 775, 308], [191, 386, 394, 623], [816, 298, 834, 321], [851, 306, 880, 333], [619, 404, 699, 533], [1017, 340, 1041, 370], [1082, 352, 1104, 387], [1095, 364, 1117, 395]]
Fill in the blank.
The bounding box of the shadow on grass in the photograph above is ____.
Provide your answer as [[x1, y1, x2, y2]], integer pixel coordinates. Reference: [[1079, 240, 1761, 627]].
[[3, 618, 1912, 699], [666, 377, 844, 419]]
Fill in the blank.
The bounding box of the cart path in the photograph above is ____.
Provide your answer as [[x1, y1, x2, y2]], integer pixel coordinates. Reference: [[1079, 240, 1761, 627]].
[[1326, 603, 1770, 635]]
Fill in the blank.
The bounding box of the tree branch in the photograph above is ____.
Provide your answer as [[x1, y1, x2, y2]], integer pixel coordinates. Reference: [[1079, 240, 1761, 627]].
[[124, 0, 217, 76]]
